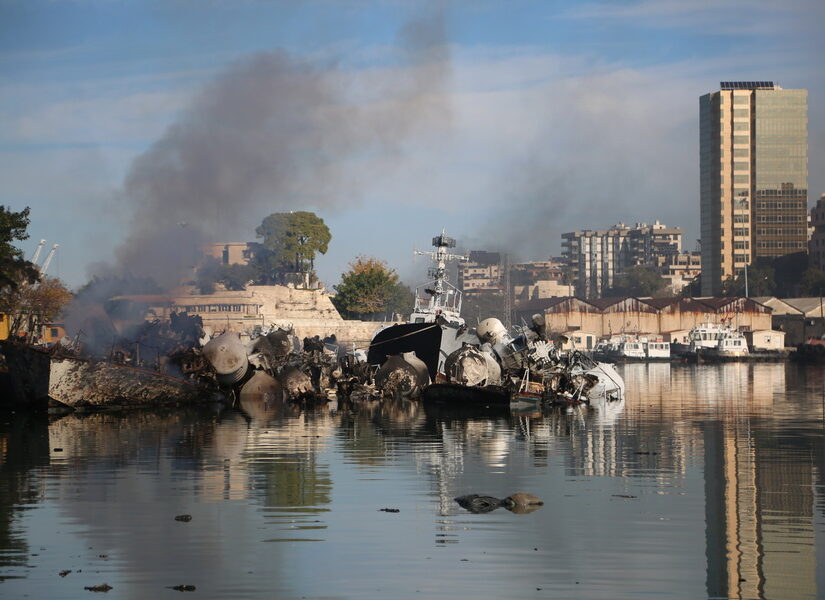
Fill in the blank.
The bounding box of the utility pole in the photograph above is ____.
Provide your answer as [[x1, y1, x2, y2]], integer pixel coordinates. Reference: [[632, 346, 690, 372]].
[[502, 253, 511, 328], [744, 265, 749, 298]]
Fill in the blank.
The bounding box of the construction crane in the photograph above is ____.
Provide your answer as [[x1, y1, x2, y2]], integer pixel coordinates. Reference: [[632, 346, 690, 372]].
[[30, 239, 46, 265], [40, 244, 59, 275]]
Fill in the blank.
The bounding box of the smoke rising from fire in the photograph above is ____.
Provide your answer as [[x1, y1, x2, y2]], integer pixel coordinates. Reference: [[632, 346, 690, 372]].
[[98, 7, 451, 292]]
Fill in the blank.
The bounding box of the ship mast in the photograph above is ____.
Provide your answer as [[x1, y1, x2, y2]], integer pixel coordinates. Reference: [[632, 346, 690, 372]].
[[412, 230, 467, 321]]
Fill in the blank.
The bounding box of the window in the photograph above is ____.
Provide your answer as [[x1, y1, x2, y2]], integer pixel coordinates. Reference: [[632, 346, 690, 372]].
[[734, 148, 749, 157], [734, 175, 749, 184], [733, 109, 749, 118], [733, 135, 749, 144], [733, 122, 749, 131], [733, 95, 749, 105], [733, 161, 749, 171]]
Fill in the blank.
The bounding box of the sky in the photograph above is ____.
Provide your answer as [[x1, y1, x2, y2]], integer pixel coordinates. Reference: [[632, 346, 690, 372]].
[[2, 0, 824, 291]]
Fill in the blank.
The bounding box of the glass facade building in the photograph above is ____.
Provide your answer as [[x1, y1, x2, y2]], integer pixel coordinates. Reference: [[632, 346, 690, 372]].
[[699, 83, 808, 296]]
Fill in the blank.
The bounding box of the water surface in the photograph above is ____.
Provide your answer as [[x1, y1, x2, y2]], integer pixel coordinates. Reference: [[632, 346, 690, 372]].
[[1, 362, 823, 599]]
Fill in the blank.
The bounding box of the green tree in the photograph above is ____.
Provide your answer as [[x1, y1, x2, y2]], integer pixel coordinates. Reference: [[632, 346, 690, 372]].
[[255, 212, 331, 280], [332, 257, 412, 320], [461, 292, 507, 325], [799, 267, 825, 297], [605, 266, 668, 297], [721, 263, 775, 297], [0, 206, 40, 292]]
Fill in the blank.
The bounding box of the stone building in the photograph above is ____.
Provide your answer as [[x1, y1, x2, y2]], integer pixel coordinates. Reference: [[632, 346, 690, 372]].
[[201, 242, 257, 266], [114, 285, 390, 346]]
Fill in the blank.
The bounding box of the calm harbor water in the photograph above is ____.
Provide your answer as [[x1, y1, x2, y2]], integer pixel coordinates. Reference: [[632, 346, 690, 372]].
[[1, 362, 824, 599]]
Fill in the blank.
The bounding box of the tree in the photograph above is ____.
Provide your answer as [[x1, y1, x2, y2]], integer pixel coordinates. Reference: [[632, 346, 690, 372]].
[[255, 212, 331, 280], [332, 257, 412, 320], [6, 277, 73, 338], [0, 206, 40, 292], [605, 266, 668, 297], [721, 263, 775, 297], [461, 292, 507, 325], [800, 267, 825, 297]]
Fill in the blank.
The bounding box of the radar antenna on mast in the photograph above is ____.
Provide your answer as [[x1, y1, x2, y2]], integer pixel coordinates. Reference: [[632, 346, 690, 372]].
[[411, 230, 468, 325]]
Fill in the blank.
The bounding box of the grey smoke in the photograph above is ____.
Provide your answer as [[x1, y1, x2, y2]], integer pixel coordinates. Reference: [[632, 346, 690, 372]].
[[101, 8, 451, 291]]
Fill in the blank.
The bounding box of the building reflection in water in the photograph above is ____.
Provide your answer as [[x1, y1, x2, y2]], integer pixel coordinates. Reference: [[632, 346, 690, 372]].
[[1, 362, 822, 598], [622, 363, 819, 600]]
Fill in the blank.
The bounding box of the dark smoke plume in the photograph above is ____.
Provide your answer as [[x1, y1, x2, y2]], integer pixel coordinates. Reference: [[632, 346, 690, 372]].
[[97, 8, 452, 292], [66, 7, 452, 346]]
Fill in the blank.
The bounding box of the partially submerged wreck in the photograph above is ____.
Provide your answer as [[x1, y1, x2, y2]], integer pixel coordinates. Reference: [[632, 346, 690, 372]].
[[1, 231, 625, 414], [1, 311, 224, 411], [365, 232, 625, 408]]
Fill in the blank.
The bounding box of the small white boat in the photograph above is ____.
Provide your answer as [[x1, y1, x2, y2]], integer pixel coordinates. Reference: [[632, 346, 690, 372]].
[[688, 322, 749, 359], [644, 340, 671, 360], [595, 335, 668, 361]]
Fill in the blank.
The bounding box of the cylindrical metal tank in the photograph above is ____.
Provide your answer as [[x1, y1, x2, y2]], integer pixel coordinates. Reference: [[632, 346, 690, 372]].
[[239, 370, 281, 402], [476, 318, 509, 345], [374, 352, 430, 398], [202, 331, 250, 386], [444, 344, 501, 387]]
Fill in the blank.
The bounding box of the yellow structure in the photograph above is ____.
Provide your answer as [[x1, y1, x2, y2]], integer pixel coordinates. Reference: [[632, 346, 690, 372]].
[[201, 242, 255, 266]]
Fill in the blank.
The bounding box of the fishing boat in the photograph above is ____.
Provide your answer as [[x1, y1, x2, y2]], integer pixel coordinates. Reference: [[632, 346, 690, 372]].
[[644, 340, 671, 360], [686, 322, 749, 360], [593, 335, 670, 362]]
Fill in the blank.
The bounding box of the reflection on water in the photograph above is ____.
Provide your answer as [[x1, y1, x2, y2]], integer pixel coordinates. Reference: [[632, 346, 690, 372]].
[[0, 363, 823, 599]]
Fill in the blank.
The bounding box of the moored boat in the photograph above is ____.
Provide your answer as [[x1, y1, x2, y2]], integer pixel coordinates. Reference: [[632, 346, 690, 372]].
[[684, 322, 749, 361]]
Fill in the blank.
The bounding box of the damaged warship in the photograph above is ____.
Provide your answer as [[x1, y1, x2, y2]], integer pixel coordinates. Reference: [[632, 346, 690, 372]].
[[366, 232, 625, 407]]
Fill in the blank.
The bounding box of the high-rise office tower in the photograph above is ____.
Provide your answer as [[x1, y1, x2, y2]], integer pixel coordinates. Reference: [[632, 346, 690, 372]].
[[700, 82, 808, 296]]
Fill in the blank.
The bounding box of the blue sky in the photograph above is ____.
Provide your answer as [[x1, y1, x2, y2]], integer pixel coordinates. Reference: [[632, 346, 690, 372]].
[[2, 0, 824, 289]]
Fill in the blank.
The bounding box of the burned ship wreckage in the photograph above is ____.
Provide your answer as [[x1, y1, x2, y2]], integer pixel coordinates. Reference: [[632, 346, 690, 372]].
[[365, 232, 625, 407], [199, 231, 624, 410], [2, 232, 624, 412]]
